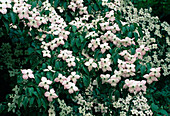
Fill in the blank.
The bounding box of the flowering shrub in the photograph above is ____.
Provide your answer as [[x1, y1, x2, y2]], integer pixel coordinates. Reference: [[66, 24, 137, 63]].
[[0, 0, 169, 116]]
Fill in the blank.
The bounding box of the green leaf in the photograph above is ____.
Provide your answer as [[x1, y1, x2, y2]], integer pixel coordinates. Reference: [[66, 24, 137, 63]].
[[23, 96, 29, 109], [136, 64, 141, 71], [141, 65, 146, 75], [76, 38, 81, 47], [159, 109, 168, 116], [28, 87, 34, 96], [29, 97, 35, 106], [31, 1, 37, 9], [38, 1, 42, 7], [146, 63, 151, 73], [151, 103, 159, 111], [83, 75, 90, 87], [72, 25, 77, 32], [66, 14, 71, 22], [113, 54, 119, 64], [37, 98, 42, 107], [122, 27, 126, 34], [88, 6, 92, 13], [33, 91, 39, 98], [115, 90, 120, 100], [134, 32, 138, 41], [54, 0, 58, 7], [93, 4, 99, 11], [130, 48, 136, 55], [127, 32, 133, 38], [79, 35, 84, 42], [71, 38, 75, 47], [18, 95, 24, 108], [10, 12, 16, 24], [41, 98, 47, 110], [83, 66, 89, 75], [46, 72, 53, 80], [130, 24, 135, 31], [28, 47, 34, 54], [63, 2, 67, 9], [0, 104, 6, 113], [72, 46, 78, 53], [3, 14, 8, 20], [55, 61, 60, 69], [2, 20, 9, 33]]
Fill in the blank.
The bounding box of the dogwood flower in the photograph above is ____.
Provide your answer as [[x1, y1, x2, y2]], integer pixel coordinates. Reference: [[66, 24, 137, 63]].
[[99, 22, 109, 31], [68, 2, 77, 12], [68, 72, 80, 84], [88, 38, 100, 51], [85, 58, 97, 71], [150, 67, 161, 77], [100, 42, 111, 53], [107, 75, 120, 87], [38, 77, 52, 90], [42, 49, 51, 58], [136, 45, 149, 56], [98, 57, 112, 72], [21, 69, 34, 79], [67, 82, 79, 94], [123, 79, 147, 93], [66, 57, 76, 67], [100, 74, 110, 84], [79, 7, 88, 15], [44, 66, 56, 73], [54, 73, 66, 83], [44, 89, 58, 102], [58, 50, 72, 60], [143, 74, 158, 84]]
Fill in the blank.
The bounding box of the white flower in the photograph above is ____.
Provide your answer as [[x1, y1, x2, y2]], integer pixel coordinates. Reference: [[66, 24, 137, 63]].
[[45, 89, 58, 102], [44, 66, 56, 73], [39, 77, 52, 90]]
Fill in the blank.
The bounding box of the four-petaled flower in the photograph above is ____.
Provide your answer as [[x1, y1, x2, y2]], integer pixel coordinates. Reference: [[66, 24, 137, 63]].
[[21, 69, 34, 80], [38, 77, 52, 90], [45, 89, 58, 102]]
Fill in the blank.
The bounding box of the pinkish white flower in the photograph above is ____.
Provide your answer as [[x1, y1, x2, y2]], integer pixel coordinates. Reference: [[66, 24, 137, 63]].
[[68, 72, 80, 84], [100, 42, 111, 53], [38, 77, 52, 90], [85, 58, 97, 71], [100, 74, 110, 84], [44, 89, 58, 102], [88, 38, 100, 51], [54, 73, 66, 83], [21, 69, 34, 79], [67, 82, 79, 94]]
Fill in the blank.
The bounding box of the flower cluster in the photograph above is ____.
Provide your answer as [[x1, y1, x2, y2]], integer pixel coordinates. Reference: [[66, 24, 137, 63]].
[[119, 50, 136, 63], [0, 0, 11, 14], [98, 54, 112, 72], [21, 69, 34, 80], [113, 93, 153, 116], [143, 67, 161, 84], [68, 0, 88, 16], [54, 73, 79, 94], [123, 79, 147, 93], [118, 59, 136, 77], [58, 50, 76, 67]]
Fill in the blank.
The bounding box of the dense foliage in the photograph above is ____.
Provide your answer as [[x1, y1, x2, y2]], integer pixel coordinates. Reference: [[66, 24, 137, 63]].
[[0, 0, 169, 116]]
